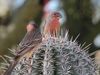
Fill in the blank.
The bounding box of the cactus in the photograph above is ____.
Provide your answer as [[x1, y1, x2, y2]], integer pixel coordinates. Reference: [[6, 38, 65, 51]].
[[0, 32, 98, 75]]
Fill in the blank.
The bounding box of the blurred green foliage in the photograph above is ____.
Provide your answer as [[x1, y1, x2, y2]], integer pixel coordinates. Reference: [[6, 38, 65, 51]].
[[63, 0, 100, 52]]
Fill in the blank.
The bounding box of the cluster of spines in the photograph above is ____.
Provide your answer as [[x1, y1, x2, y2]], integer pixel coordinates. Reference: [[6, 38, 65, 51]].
[[0, 32, 98, 75]]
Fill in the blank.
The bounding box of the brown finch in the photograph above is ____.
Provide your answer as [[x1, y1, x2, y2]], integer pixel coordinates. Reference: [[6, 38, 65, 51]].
[[4, 21, 42, 75]]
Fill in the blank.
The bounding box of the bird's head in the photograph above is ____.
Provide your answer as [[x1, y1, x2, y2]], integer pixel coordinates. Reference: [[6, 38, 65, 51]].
[[29, 21, 38, 28], [51, 12, 62, 19], [26, 21, 38, 32]]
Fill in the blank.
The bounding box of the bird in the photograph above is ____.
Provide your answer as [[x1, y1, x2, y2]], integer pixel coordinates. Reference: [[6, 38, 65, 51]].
[[4, 21, 42, 75], [43, 12, 62, 37]]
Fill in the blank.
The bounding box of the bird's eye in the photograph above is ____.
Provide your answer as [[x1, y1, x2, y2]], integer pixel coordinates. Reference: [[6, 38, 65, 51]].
[[53, 13, 62, 18], [54, 13, 57, 15]]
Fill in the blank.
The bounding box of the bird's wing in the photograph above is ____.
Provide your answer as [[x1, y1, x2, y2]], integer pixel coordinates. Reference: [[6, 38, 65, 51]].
[[15, 28, 42, 56]]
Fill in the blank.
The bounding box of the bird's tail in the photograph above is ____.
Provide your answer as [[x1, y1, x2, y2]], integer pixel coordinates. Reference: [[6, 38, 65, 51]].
[[4, 59, 18, 75]]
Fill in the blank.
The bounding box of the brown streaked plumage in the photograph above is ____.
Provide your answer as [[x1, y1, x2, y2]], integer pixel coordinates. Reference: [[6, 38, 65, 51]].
[[4, 21, 42, 75]]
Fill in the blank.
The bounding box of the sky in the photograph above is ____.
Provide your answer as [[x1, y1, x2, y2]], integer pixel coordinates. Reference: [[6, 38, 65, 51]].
[[13, 0, 26, 9]]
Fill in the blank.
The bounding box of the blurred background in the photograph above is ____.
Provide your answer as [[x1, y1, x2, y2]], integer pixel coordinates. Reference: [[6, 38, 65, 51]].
[[0, 0, 100, 73]]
